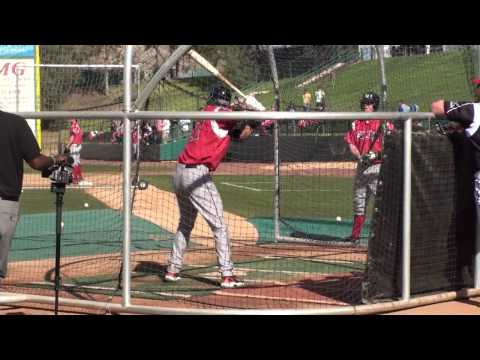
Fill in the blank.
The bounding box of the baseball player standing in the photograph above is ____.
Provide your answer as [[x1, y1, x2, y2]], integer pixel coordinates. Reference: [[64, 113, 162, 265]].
[[165, 84, 260, 288], [315, 88, 326, 111], [67, 118, 91, 186], [344, 92, 394, 244]]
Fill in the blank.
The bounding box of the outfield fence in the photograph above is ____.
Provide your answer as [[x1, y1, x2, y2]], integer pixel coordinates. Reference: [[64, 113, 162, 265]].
[[0, 45, 479, 314]]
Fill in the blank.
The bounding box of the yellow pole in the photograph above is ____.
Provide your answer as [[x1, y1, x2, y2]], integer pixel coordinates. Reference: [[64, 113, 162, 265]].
[[34, 45, 42, 149]]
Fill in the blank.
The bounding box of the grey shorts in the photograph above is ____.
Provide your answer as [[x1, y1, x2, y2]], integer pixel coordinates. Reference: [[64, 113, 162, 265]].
[[0, 199, 20, 278]]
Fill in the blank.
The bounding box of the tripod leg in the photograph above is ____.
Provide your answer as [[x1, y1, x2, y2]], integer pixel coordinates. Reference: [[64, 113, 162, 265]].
[[54, 190, 65, 315]]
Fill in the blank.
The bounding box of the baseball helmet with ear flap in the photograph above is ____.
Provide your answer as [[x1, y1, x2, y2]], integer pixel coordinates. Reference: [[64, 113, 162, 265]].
[[208, 84, 232, 106], [360, 91, 380, 111]]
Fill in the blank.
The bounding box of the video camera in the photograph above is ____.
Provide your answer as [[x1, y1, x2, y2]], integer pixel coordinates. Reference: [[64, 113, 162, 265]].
[[42, 155, 74, 186]]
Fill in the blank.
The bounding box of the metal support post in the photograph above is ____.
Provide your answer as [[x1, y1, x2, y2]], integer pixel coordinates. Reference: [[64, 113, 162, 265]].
[[122, 45, 134, 307], [402, 117, 412, 300]]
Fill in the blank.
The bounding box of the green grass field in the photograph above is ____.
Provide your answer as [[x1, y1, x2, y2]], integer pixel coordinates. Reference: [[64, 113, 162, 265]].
[[20, 189, 109, 214], [143, 174, 355, 220]]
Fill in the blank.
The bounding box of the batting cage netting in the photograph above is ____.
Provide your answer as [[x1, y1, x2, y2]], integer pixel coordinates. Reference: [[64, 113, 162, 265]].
[[0, 45, 478, 313], [363, 131, 476, 303]]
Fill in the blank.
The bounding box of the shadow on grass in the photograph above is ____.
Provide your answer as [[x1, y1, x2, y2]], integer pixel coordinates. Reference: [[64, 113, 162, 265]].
[[297, 272, 364, 306], [133, 261, 220, 287]]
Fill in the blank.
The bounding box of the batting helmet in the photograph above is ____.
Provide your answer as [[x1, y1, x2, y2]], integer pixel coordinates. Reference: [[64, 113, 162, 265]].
[[208, 84, 232, 106], [360, 91, 380, 111]]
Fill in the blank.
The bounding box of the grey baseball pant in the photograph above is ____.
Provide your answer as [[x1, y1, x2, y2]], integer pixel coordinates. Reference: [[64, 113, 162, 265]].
[[69, 144, 82, 166], [167, 163, 234, 277], [353, 163, 381, 216], [0, 199, 20, 278]]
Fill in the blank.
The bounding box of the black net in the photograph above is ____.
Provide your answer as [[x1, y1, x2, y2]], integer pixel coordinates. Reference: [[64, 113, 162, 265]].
[[363, 132, 476, 303]]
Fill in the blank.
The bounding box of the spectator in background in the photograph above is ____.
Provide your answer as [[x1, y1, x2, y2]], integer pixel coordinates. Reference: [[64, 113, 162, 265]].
[[303, 89, 312, 112], [315, 88, 326, 111], [399, 100, 422, 129], [179, 119, 192, 136], [111, 119, 123, 144], [154, 119, 171, 144], [141, 120, 154, 146], [260, 105, 276, 136], [398, 100, 411, 113], [475, 78, 480, 102]]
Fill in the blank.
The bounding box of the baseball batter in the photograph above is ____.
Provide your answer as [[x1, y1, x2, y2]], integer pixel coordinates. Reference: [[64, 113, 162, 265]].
[[165, 84, 260, 288], [344, 92, 394, 243]]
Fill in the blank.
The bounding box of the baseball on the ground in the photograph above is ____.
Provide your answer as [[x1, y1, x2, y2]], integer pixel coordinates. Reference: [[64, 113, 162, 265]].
[[84, 202, 89, 208], [336, 216, 342, 222]]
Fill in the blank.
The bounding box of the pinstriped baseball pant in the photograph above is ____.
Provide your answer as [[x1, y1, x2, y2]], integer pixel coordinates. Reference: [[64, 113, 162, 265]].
[[353, 163, 381, 216], [167, 163, 234, 277], [69, 144, 82, 166], [0, 199, 20, 278]]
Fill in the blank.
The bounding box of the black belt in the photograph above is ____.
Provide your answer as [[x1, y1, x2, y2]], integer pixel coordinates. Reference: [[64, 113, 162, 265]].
[[0, 195, 19, 202], [184, 164, 200, 168]]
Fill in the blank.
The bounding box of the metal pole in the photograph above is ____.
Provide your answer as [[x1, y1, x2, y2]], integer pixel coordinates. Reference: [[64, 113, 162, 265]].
[[402, 117, 412, 300], [267, 46, 281, 243], [376, 45, 388, 111], [475, 45, 480, 79], [122, 45, 134, 307], [476, 204, 480, 289], [3, 287, 480, 315], [474, 46, 480, 289]]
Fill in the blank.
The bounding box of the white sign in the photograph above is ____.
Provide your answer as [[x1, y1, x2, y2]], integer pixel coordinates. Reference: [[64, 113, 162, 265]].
[[0, 45, 39, 142]]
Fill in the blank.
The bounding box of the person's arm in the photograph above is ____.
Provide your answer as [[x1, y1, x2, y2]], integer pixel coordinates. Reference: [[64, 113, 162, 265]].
[[66, 133, 74, 148], [349, 143, 362, 160], [239, 125, 254, 140], [431, 100, 446, 118], [27, 154, 55, 171], [432, 100, 474, 127], [344, 125, 361, 160]]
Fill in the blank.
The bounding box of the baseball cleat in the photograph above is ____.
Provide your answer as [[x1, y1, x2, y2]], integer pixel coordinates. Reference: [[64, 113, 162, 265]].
[[220, 276, 245, 288], [164, 272, 181, 282], [78, 180, 93, 186], [344, 236, 361, 245]]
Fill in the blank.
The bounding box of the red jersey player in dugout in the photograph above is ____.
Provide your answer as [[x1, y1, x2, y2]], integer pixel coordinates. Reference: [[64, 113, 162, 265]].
[[165, 84, 261, 289], [344, 92, 394, 244]]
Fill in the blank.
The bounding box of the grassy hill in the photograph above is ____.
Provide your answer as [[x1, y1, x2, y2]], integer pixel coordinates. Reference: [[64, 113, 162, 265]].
[[146, 49, 474, 114]]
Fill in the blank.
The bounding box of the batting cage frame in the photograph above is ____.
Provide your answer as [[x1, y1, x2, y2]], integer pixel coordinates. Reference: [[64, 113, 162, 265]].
[[0, 45, 479, 315]]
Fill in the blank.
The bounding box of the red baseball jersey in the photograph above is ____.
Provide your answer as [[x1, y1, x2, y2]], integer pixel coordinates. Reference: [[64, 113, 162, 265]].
[[132, 128, 139, 143], [70, 121, 83, 145], [178, 104, 235, 171], [344, 119, 394, 156]]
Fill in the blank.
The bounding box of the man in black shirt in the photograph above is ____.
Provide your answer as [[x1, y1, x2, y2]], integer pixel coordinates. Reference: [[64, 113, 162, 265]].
[[432, 78, 480, 285], [0, 111, 66, 280]]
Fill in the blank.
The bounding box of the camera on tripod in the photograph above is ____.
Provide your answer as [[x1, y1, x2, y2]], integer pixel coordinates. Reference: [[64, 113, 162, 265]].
[[42, 155, 74, 186]]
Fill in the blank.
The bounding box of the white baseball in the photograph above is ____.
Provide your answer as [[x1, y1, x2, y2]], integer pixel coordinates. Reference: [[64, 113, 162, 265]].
[[61, 221, 64, 228], [336, 216, 342, 222], [84, 202, 89, 208]]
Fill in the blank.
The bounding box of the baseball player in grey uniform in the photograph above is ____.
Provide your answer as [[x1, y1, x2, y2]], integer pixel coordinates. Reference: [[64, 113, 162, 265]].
[[164, 84, 260, 288]]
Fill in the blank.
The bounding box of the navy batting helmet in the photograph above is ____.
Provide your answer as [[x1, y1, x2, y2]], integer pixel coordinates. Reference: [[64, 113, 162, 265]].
[[208, 84, 232, 106], [360, 91, 380, 111]]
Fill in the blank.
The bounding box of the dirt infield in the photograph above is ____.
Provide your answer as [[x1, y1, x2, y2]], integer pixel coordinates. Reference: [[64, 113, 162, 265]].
[[82, 173, 259, 244], [7, 161, 364, 312]]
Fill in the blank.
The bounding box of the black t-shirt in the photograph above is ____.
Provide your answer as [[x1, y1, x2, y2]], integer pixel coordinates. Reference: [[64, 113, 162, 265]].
[[0, 111, 41, 197], [445, 101, 480, 170]]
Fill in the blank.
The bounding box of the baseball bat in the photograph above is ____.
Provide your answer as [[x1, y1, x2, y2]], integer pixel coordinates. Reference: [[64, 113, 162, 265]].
[[188, 49, 248, 100]]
